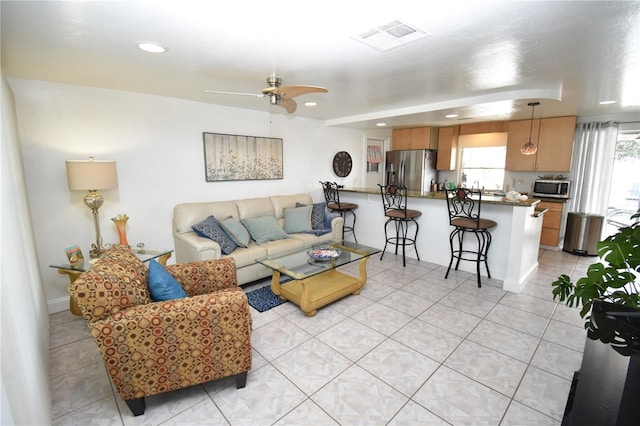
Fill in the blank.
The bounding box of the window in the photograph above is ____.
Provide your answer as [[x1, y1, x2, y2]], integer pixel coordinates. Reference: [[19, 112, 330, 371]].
[[605, 130, 640, 234], [460, 146, 506, 191]]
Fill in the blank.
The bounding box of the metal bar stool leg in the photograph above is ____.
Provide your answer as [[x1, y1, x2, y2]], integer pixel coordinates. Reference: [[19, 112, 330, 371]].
[[474, 231, 482, 288], [412, 218, 420, 261]]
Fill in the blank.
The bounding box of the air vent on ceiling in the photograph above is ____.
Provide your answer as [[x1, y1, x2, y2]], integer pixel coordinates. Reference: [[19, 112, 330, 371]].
[[353, 20, 430, 52]]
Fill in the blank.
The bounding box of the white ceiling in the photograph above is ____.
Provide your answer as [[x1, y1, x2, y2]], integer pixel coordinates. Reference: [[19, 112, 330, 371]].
[[2, 1, 639, 129]]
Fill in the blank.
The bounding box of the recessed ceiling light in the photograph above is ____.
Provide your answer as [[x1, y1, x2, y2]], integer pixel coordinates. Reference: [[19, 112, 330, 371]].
[[137, 42, 167, 53], [445, 114, 458, 118], [599, 100, 616, 105], [376, 122, 387, 127], [304, 101, 318, 107]]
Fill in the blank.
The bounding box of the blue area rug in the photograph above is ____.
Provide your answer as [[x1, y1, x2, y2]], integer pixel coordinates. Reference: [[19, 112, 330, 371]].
[[246, 284, 288, 312]]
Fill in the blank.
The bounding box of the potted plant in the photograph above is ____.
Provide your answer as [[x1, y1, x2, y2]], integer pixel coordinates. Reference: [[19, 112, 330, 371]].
[[552, 213, 639, 425], [552, 212, 640, 354]]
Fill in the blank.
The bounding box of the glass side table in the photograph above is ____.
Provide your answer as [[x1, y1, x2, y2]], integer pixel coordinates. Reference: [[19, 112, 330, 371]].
[[50, 248, 173, 316]]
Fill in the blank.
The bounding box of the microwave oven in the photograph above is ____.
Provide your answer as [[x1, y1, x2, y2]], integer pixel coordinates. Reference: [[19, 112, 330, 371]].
[[532, 179, 570, 199]]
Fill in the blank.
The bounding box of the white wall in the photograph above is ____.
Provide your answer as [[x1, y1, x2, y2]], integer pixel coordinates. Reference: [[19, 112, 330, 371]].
[[7, 78, 391, 313], [1, 76, 52, 425]]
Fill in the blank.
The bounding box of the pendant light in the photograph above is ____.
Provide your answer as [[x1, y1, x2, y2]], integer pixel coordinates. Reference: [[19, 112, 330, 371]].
[[521, 101, 540, 155]]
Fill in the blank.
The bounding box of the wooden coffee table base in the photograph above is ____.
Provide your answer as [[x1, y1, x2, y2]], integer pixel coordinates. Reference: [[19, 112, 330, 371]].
[[270, 257, 370, 317]]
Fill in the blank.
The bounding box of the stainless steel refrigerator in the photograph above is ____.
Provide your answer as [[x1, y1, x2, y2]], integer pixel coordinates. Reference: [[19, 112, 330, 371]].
[[385, 149, 438, 193]]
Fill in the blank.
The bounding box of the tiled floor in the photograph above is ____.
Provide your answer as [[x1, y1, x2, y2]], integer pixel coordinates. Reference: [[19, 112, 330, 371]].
[[50, 249, 592, 425]]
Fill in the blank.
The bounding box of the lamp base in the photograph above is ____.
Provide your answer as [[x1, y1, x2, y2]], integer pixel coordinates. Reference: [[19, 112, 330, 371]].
[[84, 190, 107, 258], [89, 244, 107, 259]]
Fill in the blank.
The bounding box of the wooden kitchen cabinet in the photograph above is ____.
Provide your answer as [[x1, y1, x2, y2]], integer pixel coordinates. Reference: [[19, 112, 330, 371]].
[[459, 121, 508, 135], [392, 127, 439, 150], [506, 119, 540, 171], [437, 126, 459, 170], [538, 200, 565, 247], [506, 116, 576, 172], [536, 116, 577, 171]]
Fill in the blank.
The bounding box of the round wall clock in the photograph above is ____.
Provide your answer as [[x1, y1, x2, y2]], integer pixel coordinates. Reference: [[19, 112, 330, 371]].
[[332, 151, 353, 177]]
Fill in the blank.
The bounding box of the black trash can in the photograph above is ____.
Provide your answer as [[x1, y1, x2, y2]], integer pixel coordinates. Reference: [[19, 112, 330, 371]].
[[563, 212, 604, 256]]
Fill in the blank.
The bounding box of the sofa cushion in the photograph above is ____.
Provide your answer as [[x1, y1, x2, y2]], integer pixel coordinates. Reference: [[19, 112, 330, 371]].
[[271, 193, 313, 220], [283, 205, 313, 233], [173, 201, 239, 234], [148, 259, 188, 301], [236, 197, 275, 220], [242, 216, 289, 244], [220, 217, 251, 248], [192, 215, 238, 255]]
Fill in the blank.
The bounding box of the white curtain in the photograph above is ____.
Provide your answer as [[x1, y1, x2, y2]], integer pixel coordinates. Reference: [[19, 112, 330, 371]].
[[569, 121, 619, 215]]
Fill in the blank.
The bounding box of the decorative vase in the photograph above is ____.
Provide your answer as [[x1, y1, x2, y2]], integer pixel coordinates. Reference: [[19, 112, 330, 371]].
[[111, 214, 129, 247]]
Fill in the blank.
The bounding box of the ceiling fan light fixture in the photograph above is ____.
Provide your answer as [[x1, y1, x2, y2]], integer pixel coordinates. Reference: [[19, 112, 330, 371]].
[[521, 101, 540, 156], [304, 101, 318, 107]]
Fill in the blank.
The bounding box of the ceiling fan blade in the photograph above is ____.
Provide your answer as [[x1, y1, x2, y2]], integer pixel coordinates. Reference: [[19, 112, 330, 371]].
[[277, 98, 297, 113], [262, 85, 328, 99], [204, 90, 265, 98]]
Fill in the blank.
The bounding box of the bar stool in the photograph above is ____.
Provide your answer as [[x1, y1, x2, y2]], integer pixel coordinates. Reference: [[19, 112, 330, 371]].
[[320, 181, 358, 242], [378, 184, 422, 267], [444, 187, 497, 287]]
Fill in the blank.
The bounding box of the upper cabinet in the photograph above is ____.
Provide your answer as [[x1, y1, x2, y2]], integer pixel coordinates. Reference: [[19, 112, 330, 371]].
[[392, 127, 438, 150], [506, 116, 577, 171], [459, 121, 508, 135], [437, 126, 459, 171]]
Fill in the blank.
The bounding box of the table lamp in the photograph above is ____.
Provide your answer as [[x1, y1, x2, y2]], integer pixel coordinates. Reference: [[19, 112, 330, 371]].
[[65, 157, 118, 258]]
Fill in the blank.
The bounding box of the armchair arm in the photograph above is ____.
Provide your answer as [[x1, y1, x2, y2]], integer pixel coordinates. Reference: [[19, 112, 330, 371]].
[[166, 257, 238, 296], [88, 288, 252, 401]]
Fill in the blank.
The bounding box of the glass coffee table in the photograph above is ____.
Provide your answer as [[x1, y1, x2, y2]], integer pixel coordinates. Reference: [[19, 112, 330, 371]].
[[256, 241, 380, 317]]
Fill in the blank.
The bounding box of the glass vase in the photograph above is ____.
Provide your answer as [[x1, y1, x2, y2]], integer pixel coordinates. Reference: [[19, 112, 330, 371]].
[[111, 214, 129, 247]]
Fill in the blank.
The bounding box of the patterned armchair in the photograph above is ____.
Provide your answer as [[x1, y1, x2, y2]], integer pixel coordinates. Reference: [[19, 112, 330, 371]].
[[69, 246, 252, 416]]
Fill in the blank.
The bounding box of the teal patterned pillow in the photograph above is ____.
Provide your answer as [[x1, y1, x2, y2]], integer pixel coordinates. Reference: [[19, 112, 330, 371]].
[[220, 217, 251, 248], [242, 216, 289, 244], [296, 202, 327, 230], [284, 205, 313, 233], [192, 215, 238, 255]]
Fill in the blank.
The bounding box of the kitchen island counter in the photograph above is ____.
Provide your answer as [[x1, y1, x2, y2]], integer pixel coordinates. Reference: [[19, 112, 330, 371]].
[[341, 186, 540, 207], [337, 187, 544, 293]]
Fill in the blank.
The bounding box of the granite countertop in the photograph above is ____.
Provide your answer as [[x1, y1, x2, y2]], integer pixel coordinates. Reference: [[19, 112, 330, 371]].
[[340, 187, 541, 207]]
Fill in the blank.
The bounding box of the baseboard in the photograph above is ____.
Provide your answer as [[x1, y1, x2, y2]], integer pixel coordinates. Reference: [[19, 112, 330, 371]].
[[48, 296, 70, 314], [503, 261, 539, 293]]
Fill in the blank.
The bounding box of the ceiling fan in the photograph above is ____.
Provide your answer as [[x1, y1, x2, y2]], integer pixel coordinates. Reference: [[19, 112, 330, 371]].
[[205, 76, 328, 113]]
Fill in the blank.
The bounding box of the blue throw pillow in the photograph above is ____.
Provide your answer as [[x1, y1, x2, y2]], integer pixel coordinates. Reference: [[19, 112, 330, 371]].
[[192, 215, 238, 255], [284, 205, 313, 233], [220, 217, 251, 248], [296, 202, 327, 230], [148, 259, 187, 301], [242, 216, 289, 244]]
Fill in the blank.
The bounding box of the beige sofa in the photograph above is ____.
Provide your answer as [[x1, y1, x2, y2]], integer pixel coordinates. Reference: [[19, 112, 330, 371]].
[[173, 193, 343, 285]]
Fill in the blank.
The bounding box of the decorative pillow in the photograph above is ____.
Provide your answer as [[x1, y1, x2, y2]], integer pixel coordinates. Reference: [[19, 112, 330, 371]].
[[220, 217, 251, 248], [284, 205, 313, 233], [241, 216, 289, 244], [297, 202, 327, 230], [147, 259, 188, 301], [192, 215, 238, 255]]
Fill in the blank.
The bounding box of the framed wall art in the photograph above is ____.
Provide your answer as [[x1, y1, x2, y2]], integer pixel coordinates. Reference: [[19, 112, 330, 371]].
[[203, 132, 283, 182]]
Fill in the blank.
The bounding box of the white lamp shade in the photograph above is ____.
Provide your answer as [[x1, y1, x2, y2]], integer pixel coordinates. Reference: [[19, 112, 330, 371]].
[[66, 160, 118, 190]]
